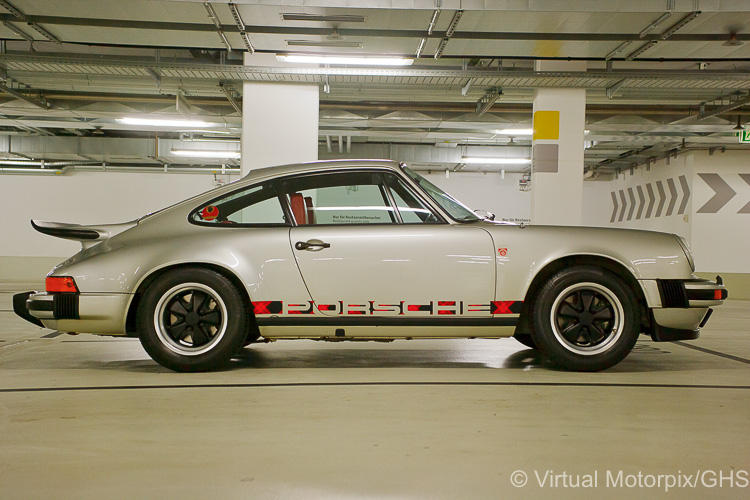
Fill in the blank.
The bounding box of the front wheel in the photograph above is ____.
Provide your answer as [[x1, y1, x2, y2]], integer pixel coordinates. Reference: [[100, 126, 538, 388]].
[[137, 268, 248, 372], [530, 266, 640, 371]]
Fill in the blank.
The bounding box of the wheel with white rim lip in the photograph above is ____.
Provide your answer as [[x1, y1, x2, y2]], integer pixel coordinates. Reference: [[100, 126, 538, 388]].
[[137, 268, 248, 372], [154, 282, 228, 356], [530, 266, 640, 371]]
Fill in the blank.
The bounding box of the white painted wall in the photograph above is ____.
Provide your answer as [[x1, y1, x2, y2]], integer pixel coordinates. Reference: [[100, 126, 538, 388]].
[[420, 171, 531, 224], [690, 150, 750, 273], [582, 154, 693, 240], [1, 170, 237, 259], [582, 151, 750, 273]]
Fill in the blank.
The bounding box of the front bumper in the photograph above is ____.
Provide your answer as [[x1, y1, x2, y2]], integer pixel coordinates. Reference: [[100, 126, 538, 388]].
[[647, 276, 727, 341], [14, 291, 131, 335]]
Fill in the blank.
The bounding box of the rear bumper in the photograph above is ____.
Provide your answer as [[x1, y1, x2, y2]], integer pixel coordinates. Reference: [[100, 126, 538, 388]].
[[647, 276, 727, 342], [15, 291, 130, 335]]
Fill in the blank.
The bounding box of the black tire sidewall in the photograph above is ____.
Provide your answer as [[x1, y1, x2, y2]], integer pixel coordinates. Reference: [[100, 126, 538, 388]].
[[530, 266, 639, 371], [137, 268, 247, 372]]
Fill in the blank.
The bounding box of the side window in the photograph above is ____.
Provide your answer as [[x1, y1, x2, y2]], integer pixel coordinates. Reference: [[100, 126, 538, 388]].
[[281, 171, 397, 225], [191, 181, 287, 225], [383, 174, 442, 224]]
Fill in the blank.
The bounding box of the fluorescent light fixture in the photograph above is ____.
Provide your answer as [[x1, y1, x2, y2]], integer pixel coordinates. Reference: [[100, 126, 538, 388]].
[[462, 157, 531, 165], [276, 54, 413, 66], [118, 117, 211, 127], [286, 40, 363, 48], [281, 14, 367, 23], [495, 128, 533, 135], [171, 149, 241, 159]]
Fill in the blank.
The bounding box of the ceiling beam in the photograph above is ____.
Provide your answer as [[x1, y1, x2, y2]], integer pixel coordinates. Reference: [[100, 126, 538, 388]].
[[1, 14, 747, 43]]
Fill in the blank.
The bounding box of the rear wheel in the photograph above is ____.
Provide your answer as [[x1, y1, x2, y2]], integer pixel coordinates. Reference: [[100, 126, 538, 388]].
[[137, 268, 248, 372], [530, 266, 640, 371]]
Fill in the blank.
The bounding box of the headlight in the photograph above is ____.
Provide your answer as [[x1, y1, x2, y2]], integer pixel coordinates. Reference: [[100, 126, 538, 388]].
[[673, 234, 695, 272]]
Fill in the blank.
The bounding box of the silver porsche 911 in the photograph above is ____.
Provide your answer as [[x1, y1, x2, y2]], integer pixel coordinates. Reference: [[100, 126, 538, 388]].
[[14, 160, 727, 372]]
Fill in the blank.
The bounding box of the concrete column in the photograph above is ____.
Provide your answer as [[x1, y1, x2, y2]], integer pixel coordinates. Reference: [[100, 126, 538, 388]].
[[241, 53, 319, 175], [530, 61, 586, 225]]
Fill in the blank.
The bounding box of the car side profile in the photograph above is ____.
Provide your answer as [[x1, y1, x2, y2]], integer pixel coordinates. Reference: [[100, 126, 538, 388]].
[[14, 160, 727, 372]]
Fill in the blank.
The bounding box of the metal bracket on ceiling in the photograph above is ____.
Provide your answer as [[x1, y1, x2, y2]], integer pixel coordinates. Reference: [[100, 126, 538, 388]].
[[176, 92, 197, 116], [219, 82, 242, 115], [434, 10, 462, 59], [204, 1, 232, 52], [1, 20, 32, 42], [606, 79, 626, 99], [698, 91, 750, 120], [145, 68, 161, 89], [476, 87, 502, 117], [228, 3, 254, 53], [0, 79, 48, 109], [620, 10, 701, 61]]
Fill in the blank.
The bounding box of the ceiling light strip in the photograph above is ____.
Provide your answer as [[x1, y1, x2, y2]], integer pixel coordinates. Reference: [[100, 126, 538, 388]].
[[276, 54, 413, 66], [462, 157, 531, 165], [281, 14, 366, 23], [118, 117, 212, 127], [171, 149, 241, 159]]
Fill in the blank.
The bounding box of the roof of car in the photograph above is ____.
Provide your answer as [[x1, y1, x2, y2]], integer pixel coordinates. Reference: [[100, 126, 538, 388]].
[[242, 159, 402, 182]]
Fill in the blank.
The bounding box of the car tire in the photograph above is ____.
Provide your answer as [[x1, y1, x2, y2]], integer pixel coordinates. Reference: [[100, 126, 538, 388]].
[[137, 268, 248, 372], [530, 266, 640, 372], [513, 333, 538, 349]]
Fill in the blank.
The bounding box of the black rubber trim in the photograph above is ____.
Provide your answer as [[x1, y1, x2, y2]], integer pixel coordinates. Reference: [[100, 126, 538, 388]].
[[31, 220, 100, 240], [27, 300, 53, 312], [657, 279, 689, 308], [255, 317, 519, 327], [651, 325, 699, 342], [12, 292, 44, 327], [687, 289, 728, 301], [53, 293, 80, 320], [699, 308, 713, 328]]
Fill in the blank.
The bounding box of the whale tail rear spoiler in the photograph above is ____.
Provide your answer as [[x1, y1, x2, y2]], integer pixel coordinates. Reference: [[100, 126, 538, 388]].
[[31, 219, 137, 249]]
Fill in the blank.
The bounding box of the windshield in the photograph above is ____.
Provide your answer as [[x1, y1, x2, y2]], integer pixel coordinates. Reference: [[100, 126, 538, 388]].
[[402, 166, 481, 222]]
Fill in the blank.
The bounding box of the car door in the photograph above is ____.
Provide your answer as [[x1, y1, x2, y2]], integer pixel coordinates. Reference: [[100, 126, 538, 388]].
[[282, 169, 496, 319]]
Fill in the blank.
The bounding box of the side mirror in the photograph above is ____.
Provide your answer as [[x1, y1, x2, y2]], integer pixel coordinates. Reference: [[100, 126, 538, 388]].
[[474, 209, 495, 221]]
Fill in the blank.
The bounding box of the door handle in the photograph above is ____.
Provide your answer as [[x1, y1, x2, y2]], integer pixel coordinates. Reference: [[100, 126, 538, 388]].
[[295, 240, 331, 251]]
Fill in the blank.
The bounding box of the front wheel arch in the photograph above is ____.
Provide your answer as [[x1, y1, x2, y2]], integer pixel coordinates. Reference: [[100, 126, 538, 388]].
[[516, 255, 648, 336]]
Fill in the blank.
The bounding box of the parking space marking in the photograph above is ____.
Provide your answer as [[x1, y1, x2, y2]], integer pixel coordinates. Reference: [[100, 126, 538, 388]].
[[2, 381, 749, 394], [673, 341, 750, 365]]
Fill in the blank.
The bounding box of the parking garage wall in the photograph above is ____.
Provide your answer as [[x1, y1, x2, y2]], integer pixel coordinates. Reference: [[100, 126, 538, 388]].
[[0, 171, 237, 282], [420, 171, 531, 225], [582, 150, 750, 297]]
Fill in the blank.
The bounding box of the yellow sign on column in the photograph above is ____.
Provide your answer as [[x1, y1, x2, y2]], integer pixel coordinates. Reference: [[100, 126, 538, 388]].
[[533, 110, 560, 140]]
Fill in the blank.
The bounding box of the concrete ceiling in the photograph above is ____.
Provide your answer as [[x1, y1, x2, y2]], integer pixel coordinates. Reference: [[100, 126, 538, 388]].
[[1, 0, 750, 174]]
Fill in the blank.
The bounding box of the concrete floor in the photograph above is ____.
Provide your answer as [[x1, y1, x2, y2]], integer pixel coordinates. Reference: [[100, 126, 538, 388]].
[[1, 283, 748, 500]]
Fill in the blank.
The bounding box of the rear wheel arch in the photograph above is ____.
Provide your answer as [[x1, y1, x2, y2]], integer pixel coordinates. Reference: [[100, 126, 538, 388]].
[[125, 262, 258, 339]]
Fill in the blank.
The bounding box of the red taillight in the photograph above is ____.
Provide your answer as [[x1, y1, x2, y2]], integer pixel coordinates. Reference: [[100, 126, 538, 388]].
[[46, 276, 79, 293], [714, 290, 723, 300]]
